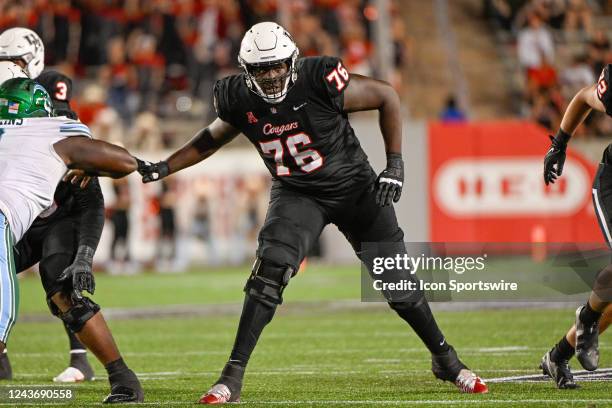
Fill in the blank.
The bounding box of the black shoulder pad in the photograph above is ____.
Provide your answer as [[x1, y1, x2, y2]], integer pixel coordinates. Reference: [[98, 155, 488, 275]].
[[38, 70, 73, 103], [213, 75, 243, 127], [305, 56, 350, 111]]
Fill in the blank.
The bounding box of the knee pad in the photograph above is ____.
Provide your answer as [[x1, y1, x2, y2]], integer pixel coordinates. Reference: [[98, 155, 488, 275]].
[[244, 257, 296, 307], [39, 253, 73, 297], [48, 296, 100, 333]]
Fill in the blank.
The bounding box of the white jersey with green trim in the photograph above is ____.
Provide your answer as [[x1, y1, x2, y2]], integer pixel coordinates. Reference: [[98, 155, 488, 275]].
[[0, 116, 91, 241]]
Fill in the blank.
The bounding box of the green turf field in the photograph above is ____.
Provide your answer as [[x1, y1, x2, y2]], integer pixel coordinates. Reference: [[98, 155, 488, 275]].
[[3, 264, 611, 407]]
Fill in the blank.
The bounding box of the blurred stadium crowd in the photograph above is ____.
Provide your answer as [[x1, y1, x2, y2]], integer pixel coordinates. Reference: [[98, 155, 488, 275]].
[[485, 0, 612, 136], [0, 0, 408, 151]]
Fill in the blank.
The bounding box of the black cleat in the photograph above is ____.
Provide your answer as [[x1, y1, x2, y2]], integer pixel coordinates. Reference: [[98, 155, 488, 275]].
[[432, 345, 467, 382], [540, 351, 579, 389], [103, 368, 144, 404], [103, 385, 144, 403], [575, 305, 599, 371], [0, 353, 12, 380]]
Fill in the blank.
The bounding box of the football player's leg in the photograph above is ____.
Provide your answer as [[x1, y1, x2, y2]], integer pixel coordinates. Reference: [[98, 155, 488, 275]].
[[52, 322, 94, 382], [544, 303, 612, 388], [0, 236, 37, 381], [0, 213, 17, 359], [200, 192, 327, 404], [338, 190, 487, 393], [41, 221, 143, 403], [580, 154, 612, 370], [541, 331, 579, 389]]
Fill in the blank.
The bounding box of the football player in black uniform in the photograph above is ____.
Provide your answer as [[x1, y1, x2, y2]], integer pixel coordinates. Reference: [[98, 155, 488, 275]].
[[0, 69, 144, 403], [138, 22, 488, 403], [542, 65, 612, 388]]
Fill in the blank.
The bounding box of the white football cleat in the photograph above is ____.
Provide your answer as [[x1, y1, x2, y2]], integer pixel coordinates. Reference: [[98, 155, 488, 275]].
[[53, 367, 87, 383], [199, 384, 238, 404], [454, 369, 489, 394]]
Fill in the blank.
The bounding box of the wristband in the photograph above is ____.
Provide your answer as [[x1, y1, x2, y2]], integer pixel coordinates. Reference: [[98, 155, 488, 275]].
[[554, 129, 571, 146], [75, 245, 95, 265], [386, 153, 404, 169]]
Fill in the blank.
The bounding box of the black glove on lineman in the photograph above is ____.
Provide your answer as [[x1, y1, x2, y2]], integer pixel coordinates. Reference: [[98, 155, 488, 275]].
[[136, 158, 170, 183], [543, 129, 571, 185], [58, 245, 95, 300], [376, 153, 404, 207]]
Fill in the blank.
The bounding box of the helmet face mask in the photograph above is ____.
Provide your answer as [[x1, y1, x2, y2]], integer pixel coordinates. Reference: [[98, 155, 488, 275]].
[[244, 59, 292, 102], [238, 22, 299, 104], [0, 78, 53, 119]]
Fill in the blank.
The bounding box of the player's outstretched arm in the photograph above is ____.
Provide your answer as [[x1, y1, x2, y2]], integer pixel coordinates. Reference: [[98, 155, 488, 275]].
[[53, 137, 138, 178], [343, 74, 404, 206], [544, 84, 604, 185], [560, 84, 603, 136], [138, 118, 240, 183]]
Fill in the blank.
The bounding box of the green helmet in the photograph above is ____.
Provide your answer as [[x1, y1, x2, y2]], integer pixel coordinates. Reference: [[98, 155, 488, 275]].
[[0, 78, 53, 119]]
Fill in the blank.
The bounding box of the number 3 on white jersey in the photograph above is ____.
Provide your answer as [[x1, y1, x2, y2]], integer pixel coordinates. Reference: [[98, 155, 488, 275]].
[[260, 133, 323, 176]]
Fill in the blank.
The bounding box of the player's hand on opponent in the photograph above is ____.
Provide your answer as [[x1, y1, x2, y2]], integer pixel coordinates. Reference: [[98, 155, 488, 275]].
[[136, 158, 170, 183], [58, 245, 95, 300], [375, 153, 404, 207], [543, 131, 570, 185], [63, 169, 92, 188]]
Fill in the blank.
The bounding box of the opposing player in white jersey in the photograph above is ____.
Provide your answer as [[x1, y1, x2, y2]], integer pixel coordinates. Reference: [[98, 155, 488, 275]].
[[0, 27, 98, 383], [0, 27, 140, 390], [0, 77, 145, 403]]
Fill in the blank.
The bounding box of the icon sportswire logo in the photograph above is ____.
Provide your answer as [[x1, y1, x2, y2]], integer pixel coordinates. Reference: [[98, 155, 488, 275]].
[[433, 158, 590, 216]]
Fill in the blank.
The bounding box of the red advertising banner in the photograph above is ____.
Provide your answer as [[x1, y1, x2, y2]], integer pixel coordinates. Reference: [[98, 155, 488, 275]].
[[429, 121, 600, 243]]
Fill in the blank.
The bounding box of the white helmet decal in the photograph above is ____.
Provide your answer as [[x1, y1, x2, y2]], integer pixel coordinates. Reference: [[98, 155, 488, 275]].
[[238, 22, 299, 104], [0, 27, 45, 78]]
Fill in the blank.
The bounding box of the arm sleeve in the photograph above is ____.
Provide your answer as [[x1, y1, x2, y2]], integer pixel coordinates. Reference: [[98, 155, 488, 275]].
[[597, 64, 612, 116], [312, 56, 351, 112], [70, 177, 105, 251]]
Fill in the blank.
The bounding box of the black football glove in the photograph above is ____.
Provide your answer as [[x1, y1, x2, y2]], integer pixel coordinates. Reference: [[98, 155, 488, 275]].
[[543, 130, 570, 185], [136, 158, 170, 183], [57, 245, 95, 300], [376, 153, 404, 207]]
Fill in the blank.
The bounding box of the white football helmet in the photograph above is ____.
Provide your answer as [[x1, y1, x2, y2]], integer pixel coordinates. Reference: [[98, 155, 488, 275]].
[[0, 61, 28, 85], [238, 22, 299, 104], [0, 28, 45, 78]]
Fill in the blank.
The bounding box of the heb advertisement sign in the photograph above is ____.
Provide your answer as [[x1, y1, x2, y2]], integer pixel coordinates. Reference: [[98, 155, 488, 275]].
[[429, 121, 600, 242]]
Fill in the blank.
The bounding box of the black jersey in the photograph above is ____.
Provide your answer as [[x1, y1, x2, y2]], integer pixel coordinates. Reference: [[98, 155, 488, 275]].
[[597, 64, 612, 116], [214, 56, 375, 197]]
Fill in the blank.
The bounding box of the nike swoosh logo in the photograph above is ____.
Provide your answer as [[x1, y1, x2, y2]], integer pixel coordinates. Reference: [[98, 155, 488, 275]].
[[440, 338, 446, 347], [293, 103, 307, 111]]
